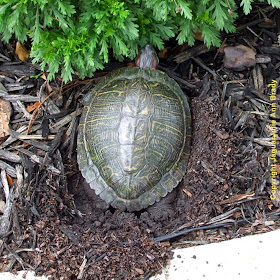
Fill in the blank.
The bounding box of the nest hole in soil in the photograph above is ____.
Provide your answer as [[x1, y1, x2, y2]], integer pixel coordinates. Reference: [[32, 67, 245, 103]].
[[68, 95, 239, 238]]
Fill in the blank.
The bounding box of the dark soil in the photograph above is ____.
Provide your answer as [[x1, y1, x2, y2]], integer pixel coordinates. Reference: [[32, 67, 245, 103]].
[[72, 96, 236, 238], [29, 95, 240, 279]]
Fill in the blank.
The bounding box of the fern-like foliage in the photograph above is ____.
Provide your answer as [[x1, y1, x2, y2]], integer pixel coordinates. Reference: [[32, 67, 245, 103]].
[[0, 0, 279, 82]]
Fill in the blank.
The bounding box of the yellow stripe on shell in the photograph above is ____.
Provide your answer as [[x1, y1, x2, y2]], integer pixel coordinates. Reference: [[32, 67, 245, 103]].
[[152, 121, 183, 135]]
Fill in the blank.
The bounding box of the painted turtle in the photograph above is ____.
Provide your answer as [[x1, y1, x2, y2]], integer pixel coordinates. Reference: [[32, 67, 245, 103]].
[[77, 45, 191, 211]]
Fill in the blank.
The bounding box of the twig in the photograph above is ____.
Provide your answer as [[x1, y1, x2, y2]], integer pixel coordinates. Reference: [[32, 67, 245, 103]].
[[4, 243, 34, 270], [154, 211, 280, 242], [17, 134, 56, 140], [0, 172, 14, 237], [2, 248, 42, 259], [207, 208, 241, 224], [0, 93, 39, 102], [77, 255, 87, 279], [192, 57, 216, 79], [236, 18, 266, 32], [50, 108, 82, 130], [0, 124, 41, 149], [247, 26, 264, 41]]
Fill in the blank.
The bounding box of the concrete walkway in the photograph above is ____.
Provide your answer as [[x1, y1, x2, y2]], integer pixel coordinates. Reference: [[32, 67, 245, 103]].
[[151, 229, 280, 280]]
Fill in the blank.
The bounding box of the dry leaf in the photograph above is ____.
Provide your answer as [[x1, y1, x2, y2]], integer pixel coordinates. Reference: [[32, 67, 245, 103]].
[[27, 101, 41, 113], [232, 211, 242, 218], [15, 42, 30, 62], [223, 45, 256, 71], [0, 98, 12, 138], [160, 241, 170, 247], [264, 17, 274, 23], [193, 25, 203, 42], [6, 174, 13, 187], [194, 30, 203, 41], [41, 74, 53, 93], [34, 253, 42, 267]]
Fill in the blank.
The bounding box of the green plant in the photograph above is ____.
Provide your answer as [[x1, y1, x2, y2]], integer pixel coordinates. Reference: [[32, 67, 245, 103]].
[[0, 0, 279, 82]]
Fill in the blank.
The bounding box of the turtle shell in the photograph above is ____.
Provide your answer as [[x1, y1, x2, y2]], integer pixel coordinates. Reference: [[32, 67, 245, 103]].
[[77, 67, 191, 211]]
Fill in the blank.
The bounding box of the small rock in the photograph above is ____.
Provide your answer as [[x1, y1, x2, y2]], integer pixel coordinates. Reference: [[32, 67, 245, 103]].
[[223, 45, 256, 71]]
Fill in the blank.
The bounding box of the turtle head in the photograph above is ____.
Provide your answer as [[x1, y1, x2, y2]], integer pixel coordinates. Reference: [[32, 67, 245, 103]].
[[136, 45, 159, 69]]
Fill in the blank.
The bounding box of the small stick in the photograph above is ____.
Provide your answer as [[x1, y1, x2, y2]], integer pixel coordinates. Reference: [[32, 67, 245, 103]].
[[4, 243, 33, 270], [246, 26, 264, 41], [192, 57, 216, 78], [77, 255, 87, 279], [17, 134, 56, 140]]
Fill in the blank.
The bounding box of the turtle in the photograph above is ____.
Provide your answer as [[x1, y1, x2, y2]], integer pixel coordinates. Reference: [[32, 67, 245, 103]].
[[77, 45, 191, 212]]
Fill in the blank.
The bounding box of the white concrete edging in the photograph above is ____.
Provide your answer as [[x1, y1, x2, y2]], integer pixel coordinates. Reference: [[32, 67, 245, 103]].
[[151, 229, 280, 280]]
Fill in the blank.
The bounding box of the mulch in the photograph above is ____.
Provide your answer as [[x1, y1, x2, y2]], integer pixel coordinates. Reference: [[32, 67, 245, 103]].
[[1, 5, 280, 280]]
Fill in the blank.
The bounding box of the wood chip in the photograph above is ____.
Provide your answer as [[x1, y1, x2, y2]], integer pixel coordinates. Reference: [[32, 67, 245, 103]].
[[17, 148, 60, 175], [9, 129, 51, 152], [0, 150, 21, 163], [0, 93, 39, 102], [5, 82, 34, 92], [0, 160, 17, 178], [0, 98, 12, 138]]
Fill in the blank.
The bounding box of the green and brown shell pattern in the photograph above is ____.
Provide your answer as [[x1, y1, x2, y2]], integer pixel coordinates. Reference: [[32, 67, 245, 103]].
[[77, 67, 191, 212]]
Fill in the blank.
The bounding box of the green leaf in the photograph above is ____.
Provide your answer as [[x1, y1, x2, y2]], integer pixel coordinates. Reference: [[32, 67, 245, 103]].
[[201, 23, 221, 47], [267, 0, 280, 8], [209, 0, 228, 29], [100, 37, 109, 62], [0, 0, 278, 83], [177, 20, 195, 45], [154, 23, 175, 39], [61, 55, 74, 82], [143, 0, 171, 21], [176, 0, 192, 19], [240, 0, 253, 14]]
